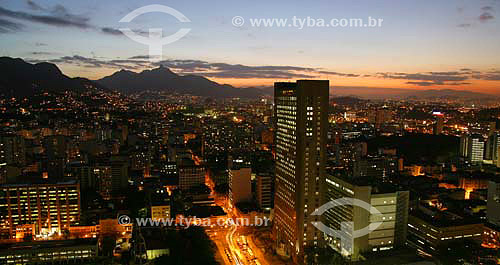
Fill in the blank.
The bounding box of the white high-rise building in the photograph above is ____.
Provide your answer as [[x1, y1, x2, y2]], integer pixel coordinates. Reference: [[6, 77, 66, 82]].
[[461, 134, 485, 165]]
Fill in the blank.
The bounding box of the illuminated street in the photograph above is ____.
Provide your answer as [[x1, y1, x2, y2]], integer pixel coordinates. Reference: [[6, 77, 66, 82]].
[[205, 175, 270, 265]]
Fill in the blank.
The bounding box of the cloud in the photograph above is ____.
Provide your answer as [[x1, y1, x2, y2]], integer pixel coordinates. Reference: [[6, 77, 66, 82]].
[[0, 4, 132, 38], [406, 81, 435, 86], [195, 71, 315, 79], [156, 60, 317, 78], [379, 69, 500, 86], [101, 27, 123, 36], [378, 71, 469, 86], [480, 71, 500, 81], [151, 59, 361, 79], [128, 55, 151, 60], [318, 71, 360, 77], [428, 71, 463, 76], [26, 0, 44, 11], [406, 80, 471, 86], [31, 51, 53, 55], [0, 18, 24, 33], [35, 42, 47, 46], [26, 54, 360, 80], [0, 6, 91, 29], [100, 27, 148, 36], [58, 55, 147, 69], [27, 55, 151, 70], [378, 72, 469, 82], [458, 6, 495, 27], [25, 54, 500, 85], [479, 12, 494, 22]]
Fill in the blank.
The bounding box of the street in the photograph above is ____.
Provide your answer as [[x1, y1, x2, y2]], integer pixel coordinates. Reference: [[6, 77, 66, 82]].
[[205, 174, 270, 265]]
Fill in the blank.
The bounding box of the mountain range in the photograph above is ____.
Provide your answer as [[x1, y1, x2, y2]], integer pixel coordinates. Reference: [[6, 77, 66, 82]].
[[1, 57, 496, 101], [95, 66, 264, 98], [0, 57, 264, 98], [333, 86, 497, 101], [397, 89, 494, 100], [0, 57, 104, 98]]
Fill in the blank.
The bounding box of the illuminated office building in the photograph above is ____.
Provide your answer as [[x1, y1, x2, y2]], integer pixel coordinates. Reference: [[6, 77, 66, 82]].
[[460, 134, 485, 165], [0, 239, 98, 264], [0, 181, 81, 239], [256, 173, 273, 211], [272, 80, 329, 262], [433, 112, 444, 135], [324, 174, 409, 261]]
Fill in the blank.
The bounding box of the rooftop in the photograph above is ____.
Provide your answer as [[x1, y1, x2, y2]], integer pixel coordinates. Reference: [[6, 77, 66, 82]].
[[328, 171, 405, 194], [0, 179, 78, 188], [0, 239, 97, 252], [410, 207, 482, 228]]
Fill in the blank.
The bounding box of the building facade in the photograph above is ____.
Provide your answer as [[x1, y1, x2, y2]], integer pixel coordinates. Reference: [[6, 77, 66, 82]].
[[0, 135, 26, 166], [460, 134, 485, 165], [487, 180, 500, 226], [229, 167, 252, 205], [256, 173, 273, 211], [151, 205, 171, 221], [353, 156, 399, 181], [324, 174, 409, 261], [0, 181, 81, 239], [407, 211, 484, 255], [178, 163, 205, 190], [272, 80, 329, 262], [0, 239, 98, 264]]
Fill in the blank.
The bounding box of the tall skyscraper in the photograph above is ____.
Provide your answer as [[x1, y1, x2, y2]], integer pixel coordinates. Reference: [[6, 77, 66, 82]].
[[0, 135, 26, 166], [497, 144, 500, 168], [228, 167, 252, 205], [110, 157, 129, 197], [460, 134, 485, 165], [487, 179, 500, 226], [433, 112, 444, 135], [460, 134, 469, 158], [485, 132, 500, 166], [273, 80, 329, 262], [256, 173, 274, 211], [177, 158, 205, 190], [469, 134, 485, 165]]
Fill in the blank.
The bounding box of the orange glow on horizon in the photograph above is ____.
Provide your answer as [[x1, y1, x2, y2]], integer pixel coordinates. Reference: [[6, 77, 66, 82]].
[[62, 65, 500, 95]]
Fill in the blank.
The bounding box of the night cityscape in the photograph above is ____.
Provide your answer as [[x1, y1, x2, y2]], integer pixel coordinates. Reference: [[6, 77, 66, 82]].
[[1, 1, 500, 265]]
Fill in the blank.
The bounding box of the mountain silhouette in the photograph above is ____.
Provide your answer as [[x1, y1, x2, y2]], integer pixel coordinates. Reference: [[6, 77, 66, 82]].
[[0, 57, 104, 98], [96, 66, 263, 98]]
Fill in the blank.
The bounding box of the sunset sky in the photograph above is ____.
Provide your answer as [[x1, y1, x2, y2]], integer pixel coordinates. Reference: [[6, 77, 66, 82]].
[[1, 0, 500, 95]]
